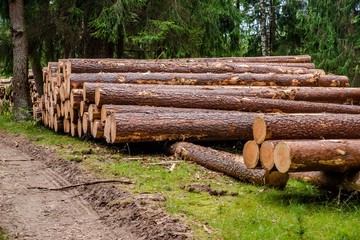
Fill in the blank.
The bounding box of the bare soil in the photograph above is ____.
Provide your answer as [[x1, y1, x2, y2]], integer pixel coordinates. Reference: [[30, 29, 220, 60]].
[[0, 131, 191, 240]]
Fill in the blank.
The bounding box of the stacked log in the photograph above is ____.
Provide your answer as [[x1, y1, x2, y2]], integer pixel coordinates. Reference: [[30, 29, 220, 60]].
[[36, 55, 360, 190]]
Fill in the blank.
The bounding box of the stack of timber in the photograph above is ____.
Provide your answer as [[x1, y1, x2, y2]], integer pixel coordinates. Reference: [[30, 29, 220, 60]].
[[37, 55, 360, 190], [243, 114, 360, 191]]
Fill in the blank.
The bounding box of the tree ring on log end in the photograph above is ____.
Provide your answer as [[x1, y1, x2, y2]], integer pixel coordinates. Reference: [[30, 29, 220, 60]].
[[274, 142, 291, 173], [243, 140, 260, 168], [253, 116, 266, 144], [260, 141, 275, 171]]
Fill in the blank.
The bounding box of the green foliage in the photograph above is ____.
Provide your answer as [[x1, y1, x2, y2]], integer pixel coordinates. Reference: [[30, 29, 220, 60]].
[[0, 19, 12, 76]]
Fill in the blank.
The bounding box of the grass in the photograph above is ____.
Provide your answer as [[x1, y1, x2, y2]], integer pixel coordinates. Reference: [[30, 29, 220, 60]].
[[1, 114, 360, 239], [0, 228, 9, 240]]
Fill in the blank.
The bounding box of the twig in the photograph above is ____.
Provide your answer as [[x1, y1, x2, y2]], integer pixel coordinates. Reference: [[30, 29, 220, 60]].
[[147, 161, 182, 165], [28, 178, 134, 191], [169, 163, 176, 172]]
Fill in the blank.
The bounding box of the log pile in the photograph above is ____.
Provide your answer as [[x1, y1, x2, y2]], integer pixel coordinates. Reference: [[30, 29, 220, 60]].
[[35, 55, 360, 190]]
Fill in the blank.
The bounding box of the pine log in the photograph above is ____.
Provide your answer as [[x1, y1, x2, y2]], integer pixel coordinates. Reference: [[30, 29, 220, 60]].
[[259, 140, 283, 171], [252, 114, 360, 144], [169, 142, 289, 188], [273, 139, 360, 173], [70, 122, 77, 137], [109, 111, 259, 143], [92, 83, 360, 114], [77, 118, 83, 138], [82, 112, 90, 134], [104, 115, 111, 143], [79, 100, 88, 117], [88, 104, 100, 121], [100, 104, 244, 124], [65, 56, 313, 74], [289, 171, 360, 192], [243, 140, 260, 169], [71, 72, 349, 90], [62, 58, 322, 75], [91, 120, 104, 139], [83, 83, 360, 104], [70, 89, 83, 109]]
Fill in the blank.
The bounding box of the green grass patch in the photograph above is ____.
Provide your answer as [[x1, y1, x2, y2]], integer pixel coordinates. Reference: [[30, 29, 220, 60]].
[[1, 115, 360, 239], [0, 228, 9, 240]]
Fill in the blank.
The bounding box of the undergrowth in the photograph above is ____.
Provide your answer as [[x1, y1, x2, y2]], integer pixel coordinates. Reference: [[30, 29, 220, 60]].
[[0, 114, 360, 239]]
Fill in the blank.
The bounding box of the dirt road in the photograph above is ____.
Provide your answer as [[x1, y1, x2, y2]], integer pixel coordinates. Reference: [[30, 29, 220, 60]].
[[0, 131, 190, 239]]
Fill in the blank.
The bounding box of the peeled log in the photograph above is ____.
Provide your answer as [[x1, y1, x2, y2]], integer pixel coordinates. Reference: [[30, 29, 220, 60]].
[[253, 114, 360, 144], [92, 83, 360, 114], [109, 111, 259, 143], [274, 139, 360, 173], [169, 142, 289, 189], [289, 171, 360, 192], [70, 72, 349, 90]]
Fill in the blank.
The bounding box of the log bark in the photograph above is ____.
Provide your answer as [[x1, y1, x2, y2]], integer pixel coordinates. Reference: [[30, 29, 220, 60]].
[[289, 171, 360, 192], [92, 83, 360, 114], [169, 142, 289, 188], [273, 140, 360, 173], [61, 59, 322, 75], [243, 141, 260, 169], [71, 72, 349, 90], [109, 111, 259, 143], [252, 114, 360, 144]]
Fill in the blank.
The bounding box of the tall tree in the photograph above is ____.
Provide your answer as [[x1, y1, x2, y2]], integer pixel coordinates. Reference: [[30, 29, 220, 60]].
[[8, 0, 32, 120]]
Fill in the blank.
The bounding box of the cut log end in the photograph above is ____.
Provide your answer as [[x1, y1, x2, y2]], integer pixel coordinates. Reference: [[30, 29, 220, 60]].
[[264, 171, 289, 189], [274, 142, 291, 173], [110, 114, 116, 143], [243, 140, 260, 168], [95, 87, 101, 106], [253, 116, 267, 144], [260, 141, 275, 171]]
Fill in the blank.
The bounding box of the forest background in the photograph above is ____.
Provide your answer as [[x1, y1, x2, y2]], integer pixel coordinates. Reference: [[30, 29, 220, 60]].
[[0, 0, 359, 85]]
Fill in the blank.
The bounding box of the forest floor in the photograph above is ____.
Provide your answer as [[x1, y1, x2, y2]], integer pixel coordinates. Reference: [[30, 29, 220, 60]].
[[0, 130, 190, 240]]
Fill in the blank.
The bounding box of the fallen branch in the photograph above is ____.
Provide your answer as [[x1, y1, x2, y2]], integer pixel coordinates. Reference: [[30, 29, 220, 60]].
[[28, 178, 134, 191]]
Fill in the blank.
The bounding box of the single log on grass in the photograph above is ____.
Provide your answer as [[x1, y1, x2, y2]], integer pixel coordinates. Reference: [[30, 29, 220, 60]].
[[109, 111, 259, 143], [71, 72, 349, 90], [92, 83, 360, 114], [273, 139, 360, 173], [252, 114, 360, 144], [243, 140, 260, 169], [169, 142, 289, 188], [62, 58, 321, 75], [289, 171, 360, 192]]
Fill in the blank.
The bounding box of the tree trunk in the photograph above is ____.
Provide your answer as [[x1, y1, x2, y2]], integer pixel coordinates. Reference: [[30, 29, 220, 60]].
[[253, 114, 360, 144], [273, 139, 360, 173], [90, 83, 360, 114], [169, 142, 289, 189], [109, 111, 259, 143], [269, 0, 276, 53], [260, 0, 269, 56], [29, 48, 44, 96], [289, 171, 360, 192], [9, 0, 32, 120]]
